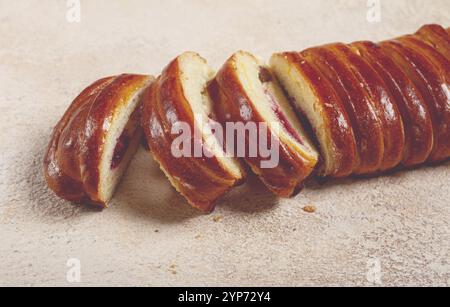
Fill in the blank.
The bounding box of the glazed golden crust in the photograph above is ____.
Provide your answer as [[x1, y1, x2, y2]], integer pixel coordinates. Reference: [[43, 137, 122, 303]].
[[44, 74, 152, 207], [302, 45, 385, 175], [45, 23, 450, 212], [416, 24, 450, 60], [213, 53, 318, 197], [380, 40, 450, 162], [332, 43, 405, 171], [141, 55, 246, 212], [398, 35, 450, 84], [352, 41, 434, 166]]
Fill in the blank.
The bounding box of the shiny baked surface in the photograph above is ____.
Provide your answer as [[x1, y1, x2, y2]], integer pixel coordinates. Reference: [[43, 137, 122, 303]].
[[44, 74, 152, 207], [141, 53, 245, 212], [272, 24, 449, 179], [3, 0, 449, 287]]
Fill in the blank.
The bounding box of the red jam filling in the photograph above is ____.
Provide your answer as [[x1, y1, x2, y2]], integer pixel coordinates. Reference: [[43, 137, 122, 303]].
[[266, 91, 303, 145], [111, 131, 131, 170], [259, 67, 304, 145], [110, 105, 142, 170]]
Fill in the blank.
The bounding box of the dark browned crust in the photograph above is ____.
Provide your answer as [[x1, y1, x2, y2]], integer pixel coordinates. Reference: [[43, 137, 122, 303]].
[[399, 35, 450, 84], [46, 23, 450, 212], [44, 74, 152, 207], [273, 52, 358, 178], [352, 41, 434, 166], [380, 40, 450, 162], [213, 52, 318, 197], [415, 24, 450, 60], [302, 45, 385, 175], [332, 43, 405, 171], [141, 55, 246, 212]]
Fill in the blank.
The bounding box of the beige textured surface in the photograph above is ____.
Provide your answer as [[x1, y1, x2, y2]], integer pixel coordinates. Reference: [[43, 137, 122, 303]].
[[0, 0, 449, 287]]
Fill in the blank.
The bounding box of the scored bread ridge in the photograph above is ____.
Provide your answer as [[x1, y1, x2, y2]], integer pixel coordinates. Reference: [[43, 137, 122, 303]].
[[398, 35, 450, 85], [332, 43, 405, 172], [44, 74, 153, 207], [352, 41, 434, 166], [301, 45, 385, 175], [380, 40, 450, 162], [270, 52, 358, 178], [416, 24, 450, 60], [141, 52, 246, 212], [213, 51, 319, 198], [395, 35, 450, 161]]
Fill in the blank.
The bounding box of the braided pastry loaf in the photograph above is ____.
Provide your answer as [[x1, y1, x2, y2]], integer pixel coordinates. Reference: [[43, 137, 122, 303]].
[[45, 24, 449, 212]]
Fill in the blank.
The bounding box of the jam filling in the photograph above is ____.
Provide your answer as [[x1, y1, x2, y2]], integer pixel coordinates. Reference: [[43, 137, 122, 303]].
[[259, 67, 273, 83], [110, 105, 142, 170], [111, 131, 131, 170], [259, 67, 304, 145]]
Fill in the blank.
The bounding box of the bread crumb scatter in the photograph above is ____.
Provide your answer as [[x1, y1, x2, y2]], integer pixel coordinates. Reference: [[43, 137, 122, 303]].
[[213, 215, 223, 222], [303, 205, 316, 213], [169, 264, 177, 275]]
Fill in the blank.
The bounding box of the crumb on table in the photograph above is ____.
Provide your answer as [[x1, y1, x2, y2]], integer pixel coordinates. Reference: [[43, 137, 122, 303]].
[[169, 264, 177, 275], [213, 215, 223, 222], [303, 205, 316, 213]]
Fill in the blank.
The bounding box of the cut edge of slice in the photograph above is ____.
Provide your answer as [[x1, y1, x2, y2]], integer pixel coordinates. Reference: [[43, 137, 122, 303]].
[[270, 52, 357, 177], [178, 52, 245, 181], [231, 51, 319, 163], [98, 76, 153, 204]]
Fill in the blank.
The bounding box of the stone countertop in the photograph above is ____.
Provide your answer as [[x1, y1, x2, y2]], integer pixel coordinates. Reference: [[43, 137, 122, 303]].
[[0, 0, 449, 286]]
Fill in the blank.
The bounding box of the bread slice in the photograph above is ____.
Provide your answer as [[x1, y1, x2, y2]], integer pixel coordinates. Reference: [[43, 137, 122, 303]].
[[331, 43, 405, 172], [44, 74, 153, 207], [416, 24, 450, 60], [352, 41, 434, 166], [301, 45, 385, 175], [270, 52, 358, 177], [380, 40, 450, 162], [213, 51, 319, 197], [141, 52, 246, 212]]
